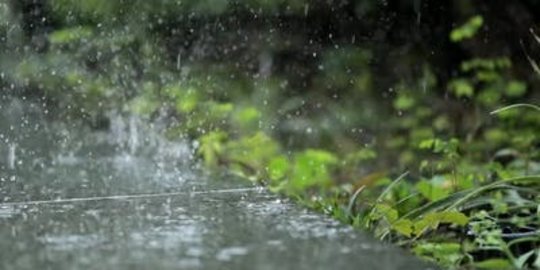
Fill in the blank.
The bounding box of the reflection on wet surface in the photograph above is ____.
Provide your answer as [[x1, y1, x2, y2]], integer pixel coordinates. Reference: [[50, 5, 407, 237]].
[[0, 98, 434, 270]]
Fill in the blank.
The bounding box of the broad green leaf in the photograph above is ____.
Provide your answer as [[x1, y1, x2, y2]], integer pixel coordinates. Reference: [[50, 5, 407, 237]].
[[371, 204, 398, 223], [392, 218, 413, 237], [416, 178, 450, 201]]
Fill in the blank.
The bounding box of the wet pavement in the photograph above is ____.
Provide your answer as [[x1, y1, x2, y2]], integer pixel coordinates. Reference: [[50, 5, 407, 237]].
[[0, 98, 434, 270]]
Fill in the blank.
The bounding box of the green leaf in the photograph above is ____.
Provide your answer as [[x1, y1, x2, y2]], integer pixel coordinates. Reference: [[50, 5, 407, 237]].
[[233, 106, 261, 129], [449, 79, 474, 97], [177, 90, 199, 113], [476, 70, 500, 82], [49, 26, 94, 44], [392, 218, 413, 237], [416, 178, 450, 201], [477, 88, 502, 106], [209, 102, 234, 116], [413, 242, 464, 268], [461, 57, 512, 72], [371, 204, 398, 223], [393, 94, 415, 110], [198, 131, 228, 167], [288, 149, 338, 192], [418, 138, 436, 150], [436, 211, 469, 225], [226, 132, 280, 171], [515, 249, 536, 269], [450, 15, 484, 42], [130, 96, 158, 115], [505, 80, 527, 97], [346, 148, 377, 161], [474, 259, 513, 269], [413, 211, 468, 236], [534, 248, 540, 269], [267, 156, 289, 182]]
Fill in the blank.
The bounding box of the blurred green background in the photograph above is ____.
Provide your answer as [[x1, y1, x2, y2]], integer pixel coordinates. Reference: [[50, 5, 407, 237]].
[[2, 0, 538, 162]]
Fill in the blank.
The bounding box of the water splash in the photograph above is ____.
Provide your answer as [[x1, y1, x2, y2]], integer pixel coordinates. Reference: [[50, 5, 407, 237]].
[[7, 142, 16, 170], [128, 115, 139, 154], [108, 113, 127, 149]]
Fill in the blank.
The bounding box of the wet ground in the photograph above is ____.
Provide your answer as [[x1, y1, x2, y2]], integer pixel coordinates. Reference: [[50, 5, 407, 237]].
[[0, 98, 434, 270]]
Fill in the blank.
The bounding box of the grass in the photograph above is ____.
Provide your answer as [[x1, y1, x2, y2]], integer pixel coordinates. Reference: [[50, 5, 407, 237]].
[[199, 103, 540, 269]]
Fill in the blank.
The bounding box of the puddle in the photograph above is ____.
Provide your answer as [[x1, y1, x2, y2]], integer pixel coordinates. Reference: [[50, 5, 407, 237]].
[[0, 97, 434, 270], [39, 234, 106, 251], [216, 246, 250, 261], [0, 205, 18, 218]]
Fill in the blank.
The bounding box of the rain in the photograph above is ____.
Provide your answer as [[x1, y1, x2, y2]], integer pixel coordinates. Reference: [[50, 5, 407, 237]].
[[1, 1, 539, 269]]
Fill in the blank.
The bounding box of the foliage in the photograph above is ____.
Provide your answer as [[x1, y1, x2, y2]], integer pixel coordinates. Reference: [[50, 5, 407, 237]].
[[450, 15, 484, 42], [2, 1, 540, 269]]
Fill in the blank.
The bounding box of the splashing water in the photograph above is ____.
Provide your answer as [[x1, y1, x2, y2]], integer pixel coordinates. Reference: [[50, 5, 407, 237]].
[[0, 96, 432, 270], [7, 142, 16, 170], [128, 115, 139, 155]]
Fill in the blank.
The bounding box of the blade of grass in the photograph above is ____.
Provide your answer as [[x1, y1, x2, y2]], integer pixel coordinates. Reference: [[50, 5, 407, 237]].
[[365, 171, 409, 232], [530, 28, 540, 44], [375, 171, 409, 204], [402, 175, 540, 219], [346, 185, 366, 216], [401, 190, 470, 220], [393, 192, 420, 208], [490, 103, 540, 115], [366, 171, 409, 219], [522, 33, 540, 76], [446, 175, 540, 210]]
